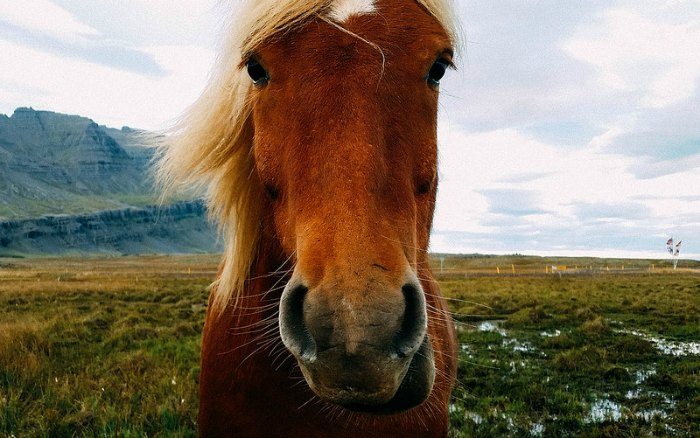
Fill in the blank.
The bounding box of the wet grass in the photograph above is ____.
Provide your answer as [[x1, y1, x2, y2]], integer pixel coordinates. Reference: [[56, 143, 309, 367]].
[[0, 255, 698, 436], [445, 273, 700, 437]]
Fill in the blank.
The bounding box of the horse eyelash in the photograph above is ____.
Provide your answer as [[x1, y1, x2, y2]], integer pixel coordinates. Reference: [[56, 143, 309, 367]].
[[440, 48, 457, 70], [239, 52, 261, 69]]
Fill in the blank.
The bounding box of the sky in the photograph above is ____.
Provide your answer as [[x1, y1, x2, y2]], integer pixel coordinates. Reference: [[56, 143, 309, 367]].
[[0, 0, 698, 259]]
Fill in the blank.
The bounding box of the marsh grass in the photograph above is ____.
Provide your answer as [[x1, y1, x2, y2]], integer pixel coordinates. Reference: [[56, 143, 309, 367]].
[[447, 273, 699, 437], [0, 256, 215, 436], [0, 255, 698, 436]]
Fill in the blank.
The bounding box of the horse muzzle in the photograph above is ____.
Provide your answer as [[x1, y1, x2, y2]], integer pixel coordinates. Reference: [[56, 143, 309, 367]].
[[279, 276, 435, 413]]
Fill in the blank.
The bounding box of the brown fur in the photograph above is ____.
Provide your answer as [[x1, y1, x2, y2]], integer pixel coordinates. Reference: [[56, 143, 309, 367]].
[[163, 0, 458, 435]]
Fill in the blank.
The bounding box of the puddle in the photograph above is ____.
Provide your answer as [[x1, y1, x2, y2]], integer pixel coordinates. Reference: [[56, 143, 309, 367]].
[[587, 395, 673, 425], [540, 329, 561, 337], [626, 367, 657, 399], [615, 329, 700, 356], [530, 422, 545, 436], [625, 388, 641, 399], [475, 320, 535, 353], [478, 320, 507, 336], [634, 368, 657, 385], [465, 411, 484, 425], [460, 343, 475, 358], [499, 413, 515, 431], [503, 337, 535, 352], [638, 409, 666, 422], [508, 360, 527, 373], [586, 399, 622, 423], [450, 404, 484, 426]]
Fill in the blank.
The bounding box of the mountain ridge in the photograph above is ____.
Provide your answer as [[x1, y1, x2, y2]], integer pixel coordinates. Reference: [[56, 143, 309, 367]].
[[0, 107, 158, 219], [0, 107, 218, 255]]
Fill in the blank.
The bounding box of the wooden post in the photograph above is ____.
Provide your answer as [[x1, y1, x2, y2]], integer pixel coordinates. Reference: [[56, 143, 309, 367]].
[[511, 264, 515, 274], [496, 267, 500, 274]]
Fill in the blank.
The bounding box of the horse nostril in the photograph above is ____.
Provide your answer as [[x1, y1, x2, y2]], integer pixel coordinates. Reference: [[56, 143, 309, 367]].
[[279, 284, 316, 361], [393, 283, 428, 359]]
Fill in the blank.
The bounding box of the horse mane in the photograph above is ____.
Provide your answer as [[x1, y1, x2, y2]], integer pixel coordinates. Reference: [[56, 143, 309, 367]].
[[156, 0, 457, 313]]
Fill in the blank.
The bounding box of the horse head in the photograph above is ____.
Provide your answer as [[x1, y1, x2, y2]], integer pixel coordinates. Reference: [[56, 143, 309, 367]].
[[158, 0, 457, 419]]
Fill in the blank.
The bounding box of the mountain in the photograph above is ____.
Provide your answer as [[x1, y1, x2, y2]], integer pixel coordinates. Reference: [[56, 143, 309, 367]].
[[0, 107, 159, 218], [0, 108, 219, 256]]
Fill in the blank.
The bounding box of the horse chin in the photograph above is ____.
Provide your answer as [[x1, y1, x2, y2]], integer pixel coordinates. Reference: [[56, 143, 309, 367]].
[[304, 337, 436, 415]]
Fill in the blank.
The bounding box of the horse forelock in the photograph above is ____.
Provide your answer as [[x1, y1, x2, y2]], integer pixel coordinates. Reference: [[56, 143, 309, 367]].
[[156, 0, 457, 314]]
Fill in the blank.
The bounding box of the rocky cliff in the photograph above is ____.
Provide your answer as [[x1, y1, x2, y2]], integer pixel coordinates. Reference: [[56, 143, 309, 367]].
[[0, 108, 220, 256], [0, 201, 220, 256]]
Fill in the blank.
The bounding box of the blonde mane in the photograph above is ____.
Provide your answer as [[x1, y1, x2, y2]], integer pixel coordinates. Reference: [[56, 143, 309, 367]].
[[156, 0, 457, 312]]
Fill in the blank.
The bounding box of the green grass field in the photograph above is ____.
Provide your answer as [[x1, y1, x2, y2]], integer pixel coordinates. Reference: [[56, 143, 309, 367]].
[[0, 255, 698, 436]]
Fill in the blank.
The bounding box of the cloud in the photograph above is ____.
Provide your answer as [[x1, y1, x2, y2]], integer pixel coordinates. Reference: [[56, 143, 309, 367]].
[[0, 0, 220, 128], [562, 3, 700, 109], [0, 40, 213, 130], [52, 0, 220, 47], [0, 25, 166, 76], [0, 0, 98, 40], [478, 189, 549, 216], [574, 202, 651, 221], [497, 172, 556, 184], [629, 154, 700, 179], [0, 0, 177, 76], [434, 123, 700, 258]]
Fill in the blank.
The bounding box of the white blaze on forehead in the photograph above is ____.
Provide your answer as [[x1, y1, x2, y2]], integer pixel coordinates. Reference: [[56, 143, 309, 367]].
[[329, 0, 377, 23]]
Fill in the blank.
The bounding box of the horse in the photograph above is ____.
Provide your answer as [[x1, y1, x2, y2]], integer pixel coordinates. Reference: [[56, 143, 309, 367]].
[[157, 0, 458, 435]]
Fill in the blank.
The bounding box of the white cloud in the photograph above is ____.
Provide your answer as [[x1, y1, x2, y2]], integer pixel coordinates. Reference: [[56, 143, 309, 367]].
[[0, 39, 213, 129], [563, 5, 700, 108], [434, 122, 700, 257], [0, 0, 98, 40]]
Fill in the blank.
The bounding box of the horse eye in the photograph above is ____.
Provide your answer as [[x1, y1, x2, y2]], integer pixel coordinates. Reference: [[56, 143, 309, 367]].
[[427, 59, 450, 87], [417, 181, 432, 196], [264, 184, 280, 201], [246, 59, 269, 85]]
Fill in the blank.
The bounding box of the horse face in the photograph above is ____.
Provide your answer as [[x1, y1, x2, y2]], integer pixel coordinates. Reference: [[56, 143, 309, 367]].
[[249, 0, 452, 413]]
